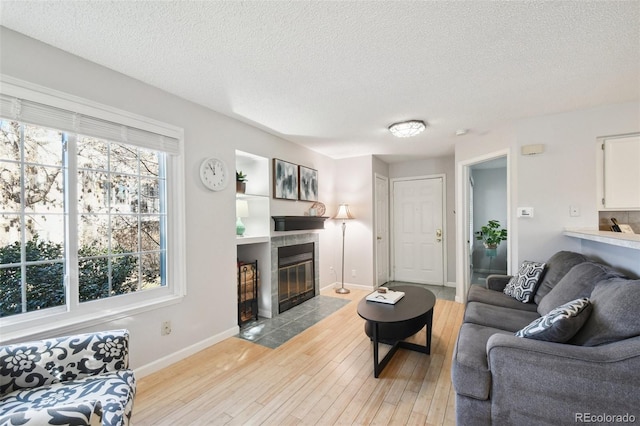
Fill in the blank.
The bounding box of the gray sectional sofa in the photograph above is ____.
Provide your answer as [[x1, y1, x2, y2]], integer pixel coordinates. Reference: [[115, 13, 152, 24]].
[[452, 251, 640, 425]]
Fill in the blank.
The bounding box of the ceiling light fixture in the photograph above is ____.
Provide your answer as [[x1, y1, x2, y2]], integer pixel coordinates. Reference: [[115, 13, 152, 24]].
[[388, 120, 426, 138]]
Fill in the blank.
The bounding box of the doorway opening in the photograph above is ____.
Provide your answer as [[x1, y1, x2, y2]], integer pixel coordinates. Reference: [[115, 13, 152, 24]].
[[469, 157, 508, 284], [456, 151, 510, 301]]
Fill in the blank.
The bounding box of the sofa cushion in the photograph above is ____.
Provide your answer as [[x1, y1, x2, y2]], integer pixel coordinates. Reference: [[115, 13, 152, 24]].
[[571, 279, 640, 346], [464, 302, 540, 332], [466, 285, 538, 312], [534, 251, 588, 304], [451, 323, 513, 400], [503, 261, 546, 303], [515, 298, 591, 342], [537, 262, 623, 316]]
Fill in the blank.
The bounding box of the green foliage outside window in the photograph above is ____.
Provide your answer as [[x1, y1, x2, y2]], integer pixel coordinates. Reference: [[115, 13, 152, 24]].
[[0, 236, 138, 317]]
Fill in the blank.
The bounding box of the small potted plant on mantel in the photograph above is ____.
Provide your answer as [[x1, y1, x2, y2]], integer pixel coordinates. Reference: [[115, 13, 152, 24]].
[[236, 171, 247, 194], [475, 219, 507, 257]]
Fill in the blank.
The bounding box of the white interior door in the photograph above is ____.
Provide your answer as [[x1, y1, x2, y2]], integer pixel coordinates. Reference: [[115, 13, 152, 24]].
[[393, 177, 444, 285], [375, 175, 390, 287]]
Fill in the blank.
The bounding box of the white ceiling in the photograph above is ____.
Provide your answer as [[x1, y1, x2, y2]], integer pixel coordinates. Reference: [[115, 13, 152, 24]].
[[1, 1, 639, 163]]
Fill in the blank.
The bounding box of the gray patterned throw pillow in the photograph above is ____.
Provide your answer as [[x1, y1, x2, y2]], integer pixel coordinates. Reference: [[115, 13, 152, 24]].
[[504, 261, 546, 303], [515, 297, 592, 342]]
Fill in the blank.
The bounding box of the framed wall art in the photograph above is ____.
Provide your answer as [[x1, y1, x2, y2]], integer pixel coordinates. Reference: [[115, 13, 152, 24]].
[[298, 165, 318, 202], [273, 158, 298, 200]]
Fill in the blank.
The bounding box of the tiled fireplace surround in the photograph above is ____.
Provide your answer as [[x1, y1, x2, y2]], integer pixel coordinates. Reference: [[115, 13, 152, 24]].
[[269, 233, 320, 318]]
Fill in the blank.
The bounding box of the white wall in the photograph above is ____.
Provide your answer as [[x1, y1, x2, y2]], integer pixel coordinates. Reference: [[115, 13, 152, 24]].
[[389, 156, 456, 283], [331, 155, 375, 289], [455, 101, 640, 298], [513, 102, 639, 266], [0, 28, 341, 373]]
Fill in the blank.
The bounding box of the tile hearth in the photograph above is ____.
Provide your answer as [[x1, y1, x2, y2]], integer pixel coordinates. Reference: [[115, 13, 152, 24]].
[[237, 295, 350, 349]]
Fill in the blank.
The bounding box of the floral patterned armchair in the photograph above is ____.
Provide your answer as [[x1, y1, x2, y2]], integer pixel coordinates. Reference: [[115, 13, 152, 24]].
[[0, 329, 135, 426]]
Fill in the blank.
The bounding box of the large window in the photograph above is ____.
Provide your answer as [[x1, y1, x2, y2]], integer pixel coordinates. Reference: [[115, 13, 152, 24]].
[[0, 81, 184, 335], [1, 121, 67, 316]]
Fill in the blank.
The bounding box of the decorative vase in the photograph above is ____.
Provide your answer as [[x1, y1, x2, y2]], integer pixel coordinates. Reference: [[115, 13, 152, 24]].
[[484, 243, 497, 257], [236, 217, 246, 236], [236, 181, 246, 194]]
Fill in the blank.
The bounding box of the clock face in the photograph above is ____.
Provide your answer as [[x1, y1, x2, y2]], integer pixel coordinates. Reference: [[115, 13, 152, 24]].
[[200, 157, 229, 191]]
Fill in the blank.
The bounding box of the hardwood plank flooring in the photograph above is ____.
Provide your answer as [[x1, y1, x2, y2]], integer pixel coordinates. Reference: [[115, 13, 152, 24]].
[[134, 288, 464, 425]]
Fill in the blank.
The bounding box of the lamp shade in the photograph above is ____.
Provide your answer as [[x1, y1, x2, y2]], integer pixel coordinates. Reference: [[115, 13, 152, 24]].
[[334, 203, 354, 220], [236, 199, 249, 218], [388, 120, 426, 138]]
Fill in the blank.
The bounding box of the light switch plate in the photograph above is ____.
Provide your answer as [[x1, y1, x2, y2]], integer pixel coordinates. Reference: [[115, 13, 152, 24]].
[[517, 207, 534, 218]]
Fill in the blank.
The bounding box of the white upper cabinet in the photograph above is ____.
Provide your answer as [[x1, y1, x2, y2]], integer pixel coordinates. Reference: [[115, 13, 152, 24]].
[[598, 133, 640, 210]]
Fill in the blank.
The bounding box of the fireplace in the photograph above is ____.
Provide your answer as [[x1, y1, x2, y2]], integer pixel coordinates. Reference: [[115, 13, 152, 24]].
[[278, 242, 315, 313], [269, 233, 319, 318]]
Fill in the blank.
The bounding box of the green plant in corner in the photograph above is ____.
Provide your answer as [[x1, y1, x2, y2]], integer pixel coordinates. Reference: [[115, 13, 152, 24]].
[[475, 219, 507, 249]]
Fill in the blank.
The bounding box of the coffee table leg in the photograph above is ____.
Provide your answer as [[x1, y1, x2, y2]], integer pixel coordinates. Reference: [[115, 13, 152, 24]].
[[372, 322, 380, 378], [425, 309, 433, 354]]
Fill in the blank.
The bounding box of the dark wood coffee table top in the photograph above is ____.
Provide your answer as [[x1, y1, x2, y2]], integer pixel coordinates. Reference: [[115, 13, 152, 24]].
[[357, 285, 436, 324]]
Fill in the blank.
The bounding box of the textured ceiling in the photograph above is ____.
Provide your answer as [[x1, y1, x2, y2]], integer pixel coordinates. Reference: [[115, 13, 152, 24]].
[[1, 1, 639, 162]]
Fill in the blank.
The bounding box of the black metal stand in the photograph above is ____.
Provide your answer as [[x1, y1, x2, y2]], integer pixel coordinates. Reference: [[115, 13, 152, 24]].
[[238, 260, 258, 325], [371, 310, 433, 378]]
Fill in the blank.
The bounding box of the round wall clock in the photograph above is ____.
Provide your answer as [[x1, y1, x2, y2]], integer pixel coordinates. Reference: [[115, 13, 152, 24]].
[[200, 157, 229, 191]]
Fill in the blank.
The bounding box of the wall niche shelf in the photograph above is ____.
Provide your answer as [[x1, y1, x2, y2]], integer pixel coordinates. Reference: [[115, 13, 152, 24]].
[[236, 150, 270, 241], [563, 228, 640, 250], [236, 150, 272, 317], [236, 236, 269, 245]]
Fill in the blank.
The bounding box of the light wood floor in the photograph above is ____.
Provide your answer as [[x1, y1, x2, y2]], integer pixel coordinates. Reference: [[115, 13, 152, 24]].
[[133, 288, 464, 425]]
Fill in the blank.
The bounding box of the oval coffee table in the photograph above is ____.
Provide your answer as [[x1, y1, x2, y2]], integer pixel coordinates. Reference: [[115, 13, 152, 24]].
[[357, 285, 436, 378]]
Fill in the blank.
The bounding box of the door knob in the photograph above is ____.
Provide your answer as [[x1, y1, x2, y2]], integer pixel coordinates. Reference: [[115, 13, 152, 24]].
[[377, 236, 382, 240], [436, 229, 442, 242]]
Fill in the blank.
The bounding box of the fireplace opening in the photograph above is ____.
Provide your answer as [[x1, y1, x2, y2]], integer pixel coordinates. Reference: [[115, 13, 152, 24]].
[[278, 242, 315, 313]]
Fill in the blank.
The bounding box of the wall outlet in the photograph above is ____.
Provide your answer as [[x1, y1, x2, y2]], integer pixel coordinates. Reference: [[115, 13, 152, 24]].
[[161, 320, 172, 336], [351, 269, 356, 278], [570, 205, 580, 217]]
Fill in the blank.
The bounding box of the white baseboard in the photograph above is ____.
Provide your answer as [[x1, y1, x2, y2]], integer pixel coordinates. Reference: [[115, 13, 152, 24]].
[[445, 281, 456, 288], [134, 325, 239, 378], [320, 282, 374, 293]]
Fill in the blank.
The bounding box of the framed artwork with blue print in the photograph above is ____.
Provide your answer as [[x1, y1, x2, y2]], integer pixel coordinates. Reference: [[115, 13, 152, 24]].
[[273, 158, 298, 200], [298, 165, 318, 202]]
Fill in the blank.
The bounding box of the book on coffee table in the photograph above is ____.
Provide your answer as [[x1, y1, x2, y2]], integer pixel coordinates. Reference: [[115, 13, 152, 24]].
[[366, 289, 405, 304]]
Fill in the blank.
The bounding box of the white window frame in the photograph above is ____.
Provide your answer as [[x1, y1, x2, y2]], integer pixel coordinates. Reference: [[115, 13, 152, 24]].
[[0, 76, 186, 343]]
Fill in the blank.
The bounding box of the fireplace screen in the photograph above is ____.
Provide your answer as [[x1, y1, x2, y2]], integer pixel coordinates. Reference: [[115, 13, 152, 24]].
[[278, 243, 315, 313]]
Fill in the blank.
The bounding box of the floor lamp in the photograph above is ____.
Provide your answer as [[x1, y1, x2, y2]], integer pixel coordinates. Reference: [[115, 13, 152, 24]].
[[334, 203, 354, 294]]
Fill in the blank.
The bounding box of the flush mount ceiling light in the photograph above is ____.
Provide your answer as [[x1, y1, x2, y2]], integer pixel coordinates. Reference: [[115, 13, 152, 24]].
[[388, 120, 427, 138]]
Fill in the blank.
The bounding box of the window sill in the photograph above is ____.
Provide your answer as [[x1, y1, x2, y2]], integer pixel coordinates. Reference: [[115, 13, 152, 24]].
[[0, 293, 184, 344]]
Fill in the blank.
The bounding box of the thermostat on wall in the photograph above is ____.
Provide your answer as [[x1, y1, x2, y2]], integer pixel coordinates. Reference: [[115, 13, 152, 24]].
[[517, 207, 534, 218], [521, 144, 545, 155]]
